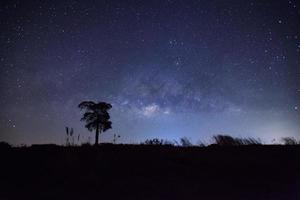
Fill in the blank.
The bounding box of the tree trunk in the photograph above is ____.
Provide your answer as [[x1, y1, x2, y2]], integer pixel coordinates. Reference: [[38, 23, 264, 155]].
[[95, 124, 99, 146]]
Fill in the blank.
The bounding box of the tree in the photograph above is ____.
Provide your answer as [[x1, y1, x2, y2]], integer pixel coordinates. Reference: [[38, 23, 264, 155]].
[[78, 101, 112, 145]]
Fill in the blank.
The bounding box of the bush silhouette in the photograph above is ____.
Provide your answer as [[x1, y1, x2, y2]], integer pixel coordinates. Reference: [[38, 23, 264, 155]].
[[0, 141, 11, 149], [143, 138, 164, 145]]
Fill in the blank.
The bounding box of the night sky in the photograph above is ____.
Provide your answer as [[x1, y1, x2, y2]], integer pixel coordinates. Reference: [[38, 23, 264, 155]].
[[0, 0, 299, 145]]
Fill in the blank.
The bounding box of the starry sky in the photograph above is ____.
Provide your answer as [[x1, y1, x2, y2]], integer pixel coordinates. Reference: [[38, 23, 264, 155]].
[[0, 0, 299, 145]]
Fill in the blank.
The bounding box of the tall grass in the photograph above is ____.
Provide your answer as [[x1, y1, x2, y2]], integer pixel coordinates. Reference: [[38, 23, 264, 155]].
[[281, 137, 298, 145], [212, 135, 262, 146]]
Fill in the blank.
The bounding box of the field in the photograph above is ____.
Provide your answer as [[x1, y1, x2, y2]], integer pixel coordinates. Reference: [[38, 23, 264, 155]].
[[1, 144, 300, 200]]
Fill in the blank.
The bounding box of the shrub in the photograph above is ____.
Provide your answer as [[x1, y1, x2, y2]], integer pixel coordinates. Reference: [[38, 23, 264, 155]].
[[162, 140, 176, 146], [0, 141, 11, 149], [143, 138, 164, 145], [281, 137, 298, 145]]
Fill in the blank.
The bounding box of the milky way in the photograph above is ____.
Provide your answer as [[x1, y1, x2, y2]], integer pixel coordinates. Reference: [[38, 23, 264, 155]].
[[0, 0, 299, 145]]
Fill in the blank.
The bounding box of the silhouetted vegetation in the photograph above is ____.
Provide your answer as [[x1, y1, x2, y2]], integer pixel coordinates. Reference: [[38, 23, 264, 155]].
[[281, 137, 298, 145], [196, 140, 206, 147], [112, 134, 120, 144], [142, 138, 178, 146], [78, 101, 112, 145], [162, 139, 178, 146], [65, 126, 74, 146], [179, 137, 193, 147], [65, 127, 81, 146], [212, 135, 262, 146], [0, 141, 11, 149], [140, 135, 266, 147], [143, 138, 165, 145]]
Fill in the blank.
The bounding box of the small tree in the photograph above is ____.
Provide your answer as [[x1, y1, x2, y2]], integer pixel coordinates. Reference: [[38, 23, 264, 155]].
[[78, 101, 112, 145]]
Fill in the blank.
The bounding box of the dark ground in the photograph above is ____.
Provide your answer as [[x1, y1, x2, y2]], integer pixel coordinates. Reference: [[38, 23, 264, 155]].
[[1, 144, 300, 200]]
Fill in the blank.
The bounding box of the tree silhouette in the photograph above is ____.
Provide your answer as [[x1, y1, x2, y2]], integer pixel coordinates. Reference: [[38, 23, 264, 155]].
[[78, 101, 112, 145]]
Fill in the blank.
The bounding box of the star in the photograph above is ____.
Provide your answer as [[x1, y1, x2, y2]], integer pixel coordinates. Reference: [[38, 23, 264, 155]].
[[0, 0, 299, 145]]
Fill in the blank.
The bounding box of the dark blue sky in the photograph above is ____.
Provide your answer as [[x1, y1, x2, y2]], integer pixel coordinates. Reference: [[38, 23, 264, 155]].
[[0, 0, 299, 145]]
